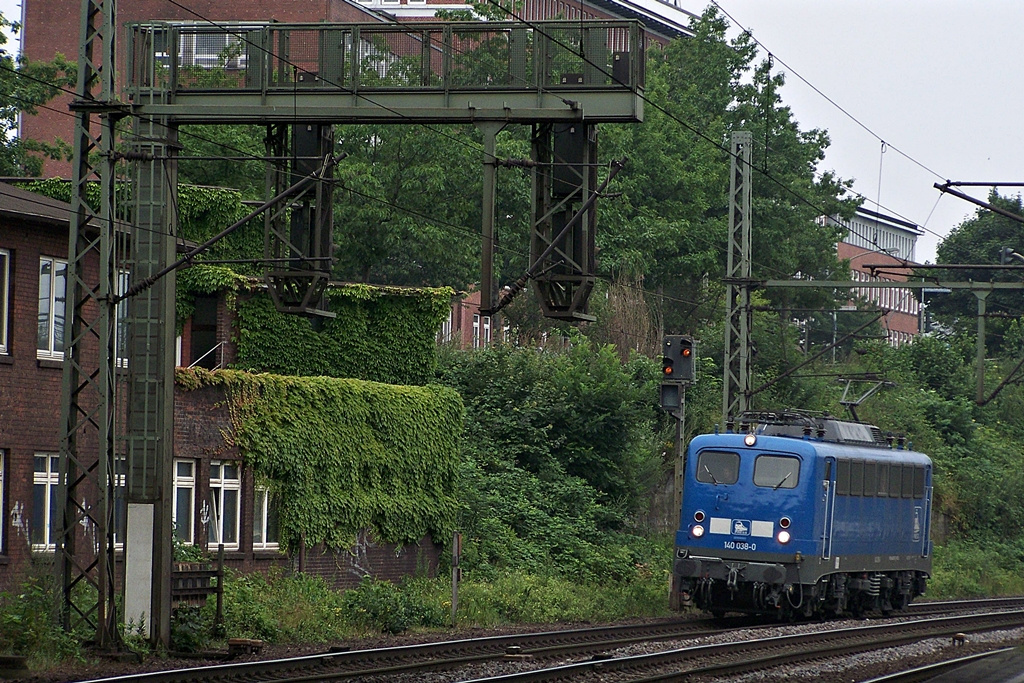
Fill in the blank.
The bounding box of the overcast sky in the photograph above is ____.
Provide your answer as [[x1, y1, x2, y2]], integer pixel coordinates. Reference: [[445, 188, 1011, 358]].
[[3, 1, 1020, 263], [712, 0, 1024, 263]]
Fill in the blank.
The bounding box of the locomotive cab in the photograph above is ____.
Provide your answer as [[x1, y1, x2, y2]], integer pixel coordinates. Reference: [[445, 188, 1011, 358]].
[[673, 412, 931, 620]]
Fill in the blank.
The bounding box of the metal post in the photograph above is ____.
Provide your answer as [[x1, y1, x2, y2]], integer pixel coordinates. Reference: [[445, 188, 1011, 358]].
[[672, 385, 687, 516], [450, 531, 462, 626], [58, 0, 120, 649], [124, 110, 177, 648], [723, 132, 752, 424], [975, 289, 991, 404], [477, 122, 505, 313]]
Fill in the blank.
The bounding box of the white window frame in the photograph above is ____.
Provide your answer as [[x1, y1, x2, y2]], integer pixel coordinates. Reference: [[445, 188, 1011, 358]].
[[0, 249, 9, 354], [37, 257, 68, 359], [112, 457, 126, 549], [472, 313, 480, 348], [178, 29, 251, 69], [252, 485, 279, 551], [32, 453, 60, 551], [209, 460, 240, 549], [116, 270, 130, 368], [173, 459, 196, 544], [482, 315, 491, 346], [438, 308, 453, 344]]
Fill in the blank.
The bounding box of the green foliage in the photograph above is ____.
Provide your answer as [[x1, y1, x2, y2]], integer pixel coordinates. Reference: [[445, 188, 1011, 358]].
[[0, 576, 80, 664], [22, 180, 262, 273], [929, 539, 1024, 599], [341, 577, 447, 634], [178, 125, 266, 199], [437, 342, 670, 582], [179, 368, 463, 550], [452, 568, 671, 625], [234, 285, 453, 386], [219, 569, 351, 642], [175, 265, 249, 324], [169, 607, 210, 653], [0, 13, 76, 176], [931, 191, 1024, 349], [332, 124, 483, 288]]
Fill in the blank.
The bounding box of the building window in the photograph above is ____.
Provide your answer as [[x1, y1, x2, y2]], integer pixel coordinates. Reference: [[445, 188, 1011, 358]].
[[37, 257, 68, 359], [252, 486, 280, 551], [472, 313, 480, 348], [482, 315, 491, 346], [209, 461, 240, 549], [113, 457, 126, 548], [178, 29, 250, 68], [32, 454, 60, 550], [173, 460, 196, 544], [0, 249, 9, 354], [438, 308, 453, 343], [116, 270, 130, 368]]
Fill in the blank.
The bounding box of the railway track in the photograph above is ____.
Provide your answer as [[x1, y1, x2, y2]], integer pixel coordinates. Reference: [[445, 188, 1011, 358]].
[[78, 597, 1024, 683], [462, 610, 1024, 683]]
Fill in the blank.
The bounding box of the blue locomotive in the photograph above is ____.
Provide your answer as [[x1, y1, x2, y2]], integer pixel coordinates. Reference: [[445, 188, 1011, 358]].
[[673, 411, 932, 619]]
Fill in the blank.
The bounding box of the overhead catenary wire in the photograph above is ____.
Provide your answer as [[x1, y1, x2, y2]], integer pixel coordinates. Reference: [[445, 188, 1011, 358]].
[[477, 0, 915, 268], [7, 0, 936, 308], [6, 1, 833, 283]]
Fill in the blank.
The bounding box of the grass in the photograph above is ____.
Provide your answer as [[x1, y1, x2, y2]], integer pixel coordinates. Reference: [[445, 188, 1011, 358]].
[[5, 537, 1024, 669], [927, 538, 1024, 599]]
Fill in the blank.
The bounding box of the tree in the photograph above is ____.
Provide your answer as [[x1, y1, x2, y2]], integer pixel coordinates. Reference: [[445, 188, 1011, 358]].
[[597, 8, 857, 336], [0, 14, 75, 176], [929, 191, 1024, 352], [331, 124, 485, 288]]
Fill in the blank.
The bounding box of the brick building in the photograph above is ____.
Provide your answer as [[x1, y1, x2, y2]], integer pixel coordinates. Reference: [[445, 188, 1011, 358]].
[[0, 182, 94, 583], [18, 0, 694, 177], [438, 288, 507, 349], [0, 182, 441, 591], [835, 207, 924, 346]]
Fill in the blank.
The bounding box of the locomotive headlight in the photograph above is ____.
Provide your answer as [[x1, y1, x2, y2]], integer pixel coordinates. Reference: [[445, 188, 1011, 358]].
[[776, 530, 791, 544], [693, 510, 706, 523], [743, 433, 757, 447], [692, 524, 705, 538]]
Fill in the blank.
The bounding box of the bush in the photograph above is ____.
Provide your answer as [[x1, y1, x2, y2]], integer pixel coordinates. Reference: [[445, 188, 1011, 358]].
[[929, 539, 1024, 599], [220, 569, 350, 642], [170, 607, 210, 653], [0, 576, 80, 665], [341, 577, 447, 634], [453, 570, 671, 626]]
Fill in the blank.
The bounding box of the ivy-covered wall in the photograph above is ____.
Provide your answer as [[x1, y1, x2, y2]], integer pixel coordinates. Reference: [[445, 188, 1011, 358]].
[[233, 285, 452, 386], [22, 179, 263, 268], [177, 368, 463, 550]]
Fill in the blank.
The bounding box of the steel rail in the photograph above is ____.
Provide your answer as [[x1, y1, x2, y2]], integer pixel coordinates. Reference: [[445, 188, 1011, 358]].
[[457, 610, 1024, 683], [860, 647, 1016, 683], [76, 598, 1024, 683], [76, 617, 725, 683]]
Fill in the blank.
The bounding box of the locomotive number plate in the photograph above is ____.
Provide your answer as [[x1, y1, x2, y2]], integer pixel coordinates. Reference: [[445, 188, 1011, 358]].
[[724, 541, 756, 551]]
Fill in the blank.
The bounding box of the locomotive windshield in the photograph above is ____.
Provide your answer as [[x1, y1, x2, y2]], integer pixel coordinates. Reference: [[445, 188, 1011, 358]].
[[753, 455, 800, 489], [695, 450, 739, 485]]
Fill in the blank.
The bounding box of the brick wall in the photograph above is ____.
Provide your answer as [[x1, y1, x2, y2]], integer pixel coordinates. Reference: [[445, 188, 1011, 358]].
[[0, 215, 97, 586], [0, 187, 439, 591]]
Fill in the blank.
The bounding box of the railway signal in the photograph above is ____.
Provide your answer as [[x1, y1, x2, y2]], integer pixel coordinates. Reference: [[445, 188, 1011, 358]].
[[662, 335, 696, 383]]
